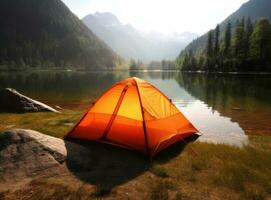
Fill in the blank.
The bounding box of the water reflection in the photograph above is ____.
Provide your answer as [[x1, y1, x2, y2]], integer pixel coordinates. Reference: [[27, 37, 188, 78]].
[[1, 70, 270, 146], [177, 73, 271, 136], [176, 100, 247, 146], [139, 74, 248, 146], [0, 71, 129, 108]]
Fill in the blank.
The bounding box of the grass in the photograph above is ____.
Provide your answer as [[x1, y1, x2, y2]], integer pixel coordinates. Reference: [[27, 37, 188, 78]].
[[1, 111, 271, 199], [16, 178, 93, 200], [171, 138, 271, 199], [149, 180, 170, 200], [147, 137, 271, 199], [150, 165, 169, 178], [148, 178, 176, 200], [0, 110, 83, 138]]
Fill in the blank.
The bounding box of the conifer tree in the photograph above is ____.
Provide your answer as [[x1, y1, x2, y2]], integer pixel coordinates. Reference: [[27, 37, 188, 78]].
[[224, 22, 232, 57], [233, 26, 246, 59], [245, 17, 254, 57], [250, 18, 271, 70], [207, 30, 214, 57], [214, 25, 220, 56]]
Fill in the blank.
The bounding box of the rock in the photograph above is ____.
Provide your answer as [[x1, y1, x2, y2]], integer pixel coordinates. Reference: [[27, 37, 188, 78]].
[[0, 129, 148, 193], [0, 129, 68, 187], [0, 88, 59, 113]]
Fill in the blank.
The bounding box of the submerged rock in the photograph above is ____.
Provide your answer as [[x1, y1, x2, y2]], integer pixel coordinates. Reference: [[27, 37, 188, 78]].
[[0, 88, 58, 113]]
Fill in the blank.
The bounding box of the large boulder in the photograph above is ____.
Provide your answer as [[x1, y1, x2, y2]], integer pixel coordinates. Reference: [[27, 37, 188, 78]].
[[0, 88, 58, 113], [0, 129, 147, 198], [0, 129, 68, 188]]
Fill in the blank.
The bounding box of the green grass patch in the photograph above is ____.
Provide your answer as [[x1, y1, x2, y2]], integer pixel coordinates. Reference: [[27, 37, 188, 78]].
[[0, 110, 82, 138], [184, 140, 271, 199], [150, 165, 169, 178], [209, 143, 271, 198]]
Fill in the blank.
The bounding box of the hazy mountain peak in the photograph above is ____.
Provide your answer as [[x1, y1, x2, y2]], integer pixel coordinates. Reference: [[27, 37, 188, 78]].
[[82, 11, 197, 62], [84, 12, 121, 26]]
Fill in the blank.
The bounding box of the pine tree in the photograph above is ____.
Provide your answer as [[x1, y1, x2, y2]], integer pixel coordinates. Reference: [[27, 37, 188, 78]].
[[206, 30, 215, 70], [182, 53, 189, 71], [207, 30, 214, 57], [241, 17, 245, 28], [233, 26, 246, 63], [224, 22, 232, 57], [250, 18, 271, 70], [214, 25, 220, 56], [188, 50, 197, 71], [246, 17, 254, 36], [245, 17, 254, 57]]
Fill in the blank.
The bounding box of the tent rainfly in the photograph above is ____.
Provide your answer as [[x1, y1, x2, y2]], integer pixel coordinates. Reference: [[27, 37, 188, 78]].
[[65, 77, 199, 157]]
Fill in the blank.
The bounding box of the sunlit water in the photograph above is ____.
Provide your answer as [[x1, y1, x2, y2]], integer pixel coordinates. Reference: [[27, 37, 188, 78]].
[[141, 78, 248, 146], [1, 70, 271, 146]]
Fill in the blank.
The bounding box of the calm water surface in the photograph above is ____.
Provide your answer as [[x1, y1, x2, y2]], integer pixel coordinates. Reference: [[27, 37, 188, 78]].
[[1, 70, 270, 146]]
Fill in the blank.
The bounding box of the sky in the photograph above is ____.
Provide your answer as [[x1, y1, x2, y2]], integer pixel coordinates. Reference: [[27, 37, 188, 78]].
[[62, 0, 249, 35]]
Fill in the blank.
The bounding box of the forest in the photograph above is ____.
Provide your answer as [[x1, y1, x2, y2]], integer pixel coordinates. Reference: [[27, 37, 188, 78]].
[[0, 0, 119, 70], [177, 18, 271, 72]]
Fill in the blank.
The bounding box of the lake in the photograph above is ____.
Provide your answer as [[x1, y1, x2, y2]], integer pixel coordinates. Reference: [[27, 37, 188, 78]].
[[1, 70, 270, 146]]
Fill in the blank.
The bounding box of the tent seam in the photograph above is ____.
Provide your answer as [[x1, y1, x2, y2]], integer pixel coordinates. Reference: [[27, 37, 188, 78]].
[[101, 84, 129, 140], [134, 79, 150, 157]]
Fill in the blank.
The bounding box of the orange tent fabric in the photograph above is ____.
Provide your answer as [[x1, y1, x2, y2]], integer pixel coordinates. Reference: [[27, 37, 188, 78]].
[[66, 77, 199, 157]]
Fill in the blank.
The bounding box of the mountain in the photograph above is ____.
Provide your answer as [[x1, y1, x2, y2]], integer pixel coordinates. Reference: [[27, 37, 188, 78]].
[[83, 12, 197, 62], [181, 0, 271, 55], [0, 0, 120, 69]]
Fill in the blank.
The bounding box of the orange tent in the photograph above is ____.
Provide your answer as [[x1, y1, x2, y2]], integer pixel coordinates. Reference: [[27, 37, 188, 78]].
[[66, 77, 199, 157]]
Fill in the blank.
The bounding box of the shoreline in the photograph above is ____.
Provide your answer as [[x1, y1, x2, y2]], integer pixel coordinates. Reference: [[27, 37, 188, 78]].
[[0, 68, 271, 75]]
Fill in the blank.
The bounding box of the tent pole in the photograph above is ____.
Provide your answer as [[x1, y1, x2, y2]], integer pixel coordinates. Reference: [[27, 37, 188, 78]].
[[101, 85, 129, 140], [135, 80, 151, 159]]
